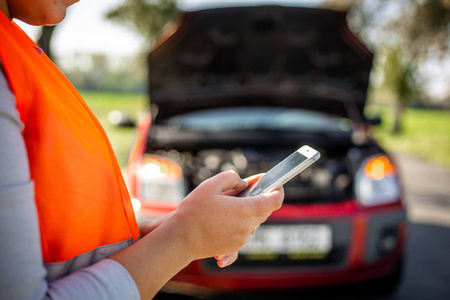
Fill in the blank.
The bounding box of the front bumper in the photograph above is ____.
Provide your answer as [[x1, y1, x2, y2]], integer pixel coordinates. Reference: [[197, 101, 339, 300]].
[[168, 201, 408, 292]]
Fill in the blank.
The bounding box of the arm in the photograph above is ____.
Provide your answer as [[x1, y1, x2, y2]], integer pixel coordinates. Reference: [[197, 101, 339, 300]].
[[111, 171, 283, 299]]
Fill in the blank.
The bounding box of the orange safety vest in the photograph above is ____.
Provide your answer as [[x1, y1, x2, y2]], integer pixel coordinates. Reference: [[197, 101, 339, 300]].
[[0, 13, 140, 279]]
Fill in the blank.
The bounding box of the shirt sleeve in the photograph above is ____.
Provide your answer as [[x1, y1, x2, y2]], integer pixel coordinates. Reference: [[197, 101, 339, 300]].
[[0, 65, 141, 300]]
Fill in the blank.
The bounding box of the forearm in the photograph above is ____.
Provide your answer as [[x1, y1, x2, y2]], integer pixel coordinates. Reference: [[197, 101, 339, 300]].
[[111, 214, 195, 299], [47, 259, 140, 300]]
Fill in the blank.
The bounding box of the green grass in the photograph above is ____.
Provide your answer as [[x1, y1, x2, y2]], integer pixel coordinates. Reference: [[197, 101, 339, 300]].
[[371, 107, 450, 167], [81, 91, 450, 169], [81, 91, 148, 166]]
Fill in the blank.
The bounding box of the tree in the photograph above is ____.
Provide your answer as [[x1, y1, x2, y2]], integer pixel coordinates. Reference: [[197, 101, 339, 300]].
[[347, 0, 450, 59], [400, 0, 450, 61], [106, 0, 178, 40], [347, 0, 449, 88], [345, 0, 449, 132], [381, 45, 416, 133]]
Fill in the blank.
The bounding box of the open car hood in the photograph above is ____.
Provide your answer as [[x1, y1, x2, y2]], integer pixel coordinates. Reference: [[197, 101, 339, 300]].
[[148, 5, 373, 124]]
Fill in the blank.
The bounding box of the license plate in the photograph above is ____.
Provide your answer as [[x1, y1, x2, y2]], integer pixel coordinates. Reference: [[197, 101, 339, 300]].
[[240, 224, 332, 258]]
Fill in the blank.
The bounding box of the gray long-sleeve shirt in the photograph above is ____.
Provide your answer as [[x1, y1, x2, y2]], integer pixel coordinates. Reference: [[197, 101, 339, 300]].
[[0, 66, 141, 300]]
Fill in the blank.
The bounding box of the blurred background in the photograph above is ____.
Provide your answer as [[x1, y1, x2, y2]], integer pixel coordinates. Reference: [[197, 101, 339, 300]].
[[16, 0, 450, 299], [16, 0, 450, 168]]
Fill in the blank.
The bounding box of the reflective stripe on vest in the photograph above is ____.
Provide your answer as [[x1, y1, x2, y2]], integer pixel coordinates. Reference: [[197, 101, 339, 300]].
[[0, 12, 140, 276], [44, 237, 135, 282]]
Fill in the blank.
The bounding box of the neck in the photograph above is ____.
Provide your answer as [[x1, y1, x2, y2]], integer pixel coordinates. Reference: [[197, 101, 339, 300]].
[[0, 1, 11, 20]]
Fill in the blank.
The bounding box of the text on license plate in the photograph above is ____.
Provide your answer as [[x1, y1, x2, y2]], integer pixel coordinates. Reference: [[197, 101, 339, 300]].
[[240, 224, 332, 257]]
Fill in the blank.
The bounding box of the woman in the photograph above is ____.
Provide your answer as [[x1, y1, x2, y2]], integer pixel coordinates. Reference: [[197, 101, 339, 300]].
[[0, 0, 284, 299]]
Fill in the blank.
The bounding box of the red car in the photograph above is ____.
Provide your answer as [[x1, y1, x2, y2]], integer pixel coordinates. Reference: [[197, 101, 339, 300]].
[[122, 3, 407, 296]]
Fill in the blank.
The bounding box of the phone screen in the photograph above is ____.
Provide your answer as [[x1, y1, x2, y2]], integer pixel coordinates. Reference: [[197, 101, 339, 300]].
[[241, 146, 320, 197]]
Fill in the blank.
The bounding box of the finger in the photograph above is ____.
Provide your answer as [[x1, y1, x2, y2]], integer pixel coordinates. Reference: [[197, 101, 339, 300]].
[[245, 187, 284, 216], [215, 254, 227, 260], [243, 173, 264, 186], [228, 173, 265, 197], [217, 252, 239, 268], [254, 212, 273, 227], [207, 170, 247, 194], [222, 178, 249, 196]]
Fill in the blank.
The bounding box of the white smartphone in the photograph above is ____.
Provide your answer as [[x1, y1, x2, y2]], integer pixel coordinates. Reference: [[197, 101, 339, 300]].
[[239, 145, 320, 197]]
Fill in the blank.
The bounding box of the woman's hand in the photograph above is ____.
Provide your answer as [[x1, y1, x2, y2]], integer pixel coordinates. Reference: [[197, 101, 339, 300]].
[[167, 170, 284, 261], [137, 171, 281, 268], [138, 212, 174, 237], [214, 173, 265, 267], [112, 170, 283, 299]]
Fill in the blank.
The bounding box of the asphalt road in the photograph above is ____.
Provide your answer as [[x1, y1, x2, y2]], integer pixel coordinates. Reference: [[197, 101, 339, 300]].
[[382, 154, 450, 300], [156, 153, 450, 300]]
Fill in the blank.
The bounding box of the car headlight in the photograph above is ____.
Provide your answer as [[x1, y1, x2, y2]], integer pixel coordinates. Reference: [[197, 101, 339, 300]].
[[136, 155, 186, 204], [354, 155, 401, 206]]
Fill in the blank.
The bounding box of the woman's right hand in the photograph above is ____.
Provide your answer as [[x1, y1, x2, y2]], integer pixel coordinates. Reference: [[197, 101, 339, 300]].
[[111, 170, 283, 299], [165, 170, 284, 261]]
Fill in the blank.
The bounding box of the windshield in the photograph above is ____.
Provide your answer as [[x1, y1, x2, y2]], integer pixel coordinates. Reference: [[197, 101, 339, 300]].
[[166, 107, 352, 133]]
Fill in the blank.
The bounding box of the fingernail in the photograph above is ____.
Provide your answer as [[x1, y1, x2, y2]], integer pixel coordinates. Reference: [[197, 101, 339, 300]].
[[216, 254, 226, 260], [219, 258, 228, 268]]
